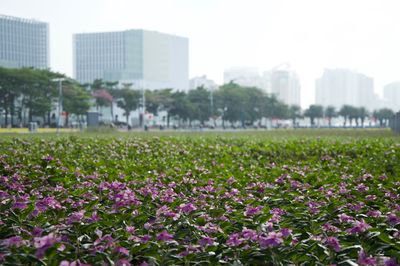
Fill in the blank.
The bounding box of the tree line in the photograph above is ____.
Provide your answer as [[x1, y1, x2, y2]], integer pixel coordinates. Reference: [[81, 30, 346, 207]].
[[0, 67, 396, 128]]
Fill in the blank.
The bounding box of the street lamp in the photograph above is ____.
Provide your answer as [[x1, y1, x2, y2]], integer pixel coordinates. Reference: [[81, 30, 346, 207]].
[[52, 78, 66, 133]]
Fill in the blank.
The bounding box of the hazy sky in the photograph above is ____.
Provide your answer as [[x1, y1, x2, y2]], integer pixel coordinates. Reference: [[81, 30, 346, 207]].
[[2, 0, 400, 107]]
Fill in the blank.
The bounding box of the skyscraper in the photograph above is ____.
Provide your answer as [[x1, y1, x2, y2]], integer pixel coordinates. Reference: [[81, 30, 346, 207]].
[[315, 69, 375, 110], [73, 29, 189, 90], [0, 14, 49, 69], [383, 82, 400, 111], [267, 70, 301, 107]]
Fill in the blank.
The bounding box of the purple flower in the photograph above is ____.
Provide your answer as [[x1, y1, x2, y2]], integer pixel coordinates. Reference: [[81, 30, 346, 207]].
[[322, 223, 340, 233], [12, 194, 29, 209], [258, 232, 283, 248], [226, 233, 242, 247], [357, 249, 378, 265], [367, 210, 381, 218], [338, 213, 354, 223], [241, 228, 258, 241], [116, 259, 132, 266], [346, 219, 371, 235], [387, 213, 400, 226], [157, 230, 174, 242], [2, 236, 25, 247], [34, 233, 60, 258], [114, 246, 129, 256], [126, 226, 135, 234], [31, 227, 43, 237], [280, 228, 292, 238], [140, 235, 151, 243], [180, 203, 197, 214], [244, 206, 262, 216], [384, 258, 399, 266], [325, 237, 341, 252], [199, 236, 215, 247], [67, 210, 85, 224]]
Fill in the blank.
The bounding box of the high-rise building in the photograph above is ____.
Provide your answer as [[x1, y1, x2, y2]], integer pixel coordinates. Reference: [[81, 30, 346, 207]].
[[315, 69, 375, 110], [383, 82, 400, 111], [189, 75, 218, 91], [73, 29, 189, 90], [266, 70, 301, 107], [0, 14, 49, 69]]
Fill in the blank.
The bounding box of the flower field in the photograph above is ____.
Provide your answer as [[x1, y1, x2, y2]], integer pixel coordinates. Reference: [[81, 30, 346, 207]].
[[0, 135, 399, 265]]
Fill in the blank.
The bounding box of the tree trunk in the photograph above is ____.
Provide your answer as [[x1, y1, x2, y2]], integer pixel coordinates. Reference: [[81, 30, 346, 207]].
[[167, 113, 170, 128], [328, 117, 332, 127], [110, 102, 114, 123], [4, 108, 8, 128]]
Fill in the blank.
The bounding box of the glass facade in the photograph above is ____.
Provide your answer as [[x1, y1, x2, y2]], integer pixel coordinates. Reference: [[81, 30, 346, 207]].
[[0, 14, 49, 69], [73, 29, 188, 90]]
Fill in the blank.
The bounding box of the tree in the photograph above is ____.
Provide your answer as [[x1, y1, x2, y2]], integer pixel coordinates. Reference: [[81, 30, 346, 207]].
[[324, 106, 337, 127], [357, 107, 369, 127], [215, 82, 246, 127], [114, 85, 141, 126], [63, 80, 91, 126], [187, 86, 212, 126], [169, 91, 191, 127], [304, 105, 323, 126], [339, 105, 353, 127], [289, 105, 302, 127], [373, 108, 394, 127]]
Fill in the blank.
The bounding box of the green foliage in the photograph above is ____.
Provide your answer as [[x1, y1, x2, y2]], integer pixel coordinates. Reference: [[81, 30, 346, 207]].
[[0, 136, 399, 265]]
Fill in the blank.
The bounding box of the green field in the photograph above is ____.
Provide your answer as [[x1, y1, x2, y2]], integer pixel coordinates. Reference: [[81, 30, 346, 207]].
[[0, 129, 399, 265]]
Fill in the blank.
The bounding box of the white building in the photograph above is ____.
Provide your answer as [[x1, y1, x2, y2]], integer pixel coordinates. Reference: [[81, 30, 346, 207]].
[[0, 14, 49, 69], [263, 68, 301, 107], [73, 29, 189, 90], [189, 75, 218, 90], [315, 69, 375, 110], [223, 65, 301, 107], [383, 82, 400, 112]]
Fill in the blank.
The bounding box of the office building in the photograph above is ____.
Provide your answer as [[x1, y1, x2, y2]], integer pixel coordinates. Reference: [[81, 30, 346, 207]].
[[0, 14, 49, 69], [73, 29, 189, 90], [383, 82, 400, 111], [315, 69, 375, 110]]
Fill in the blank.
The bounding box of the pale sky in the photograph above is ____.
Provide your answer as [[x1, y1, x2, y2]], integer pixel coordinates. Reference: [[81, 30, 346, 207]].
[[2, 0, 400, 107]]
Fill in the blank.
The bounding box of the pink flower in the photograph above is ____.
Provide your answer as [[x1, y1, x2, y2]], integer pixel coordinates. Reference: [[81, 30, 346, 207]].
[[156, 230, 174, 242]]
